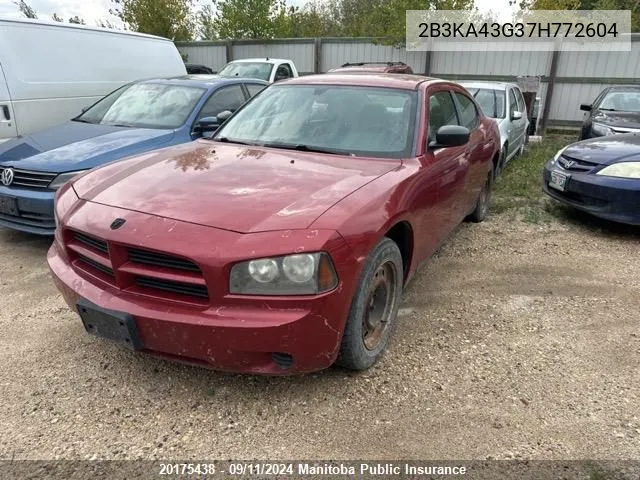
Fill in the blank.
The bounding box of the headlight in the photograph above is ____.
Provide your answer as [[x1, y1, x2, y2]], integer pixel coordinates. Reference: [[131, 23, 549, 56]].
[[230, 252, 338, 295], [591, 122, 614, 136], [48, 170, 88, 191], [596, 162, 640, 179], [553, 146, 567, 163]]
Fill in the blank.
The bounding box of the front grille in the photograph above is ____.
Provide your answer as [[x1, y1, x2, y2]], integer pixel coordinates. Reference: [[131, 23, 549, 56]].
[[135, 277, 209, 299], [558, 155, 599, 173], [77, 255, 114, 277], [74, 232, 109, 254], [4, 168, 57, 189], [64, 228, 209, 304], [129, 248, 200, 272]]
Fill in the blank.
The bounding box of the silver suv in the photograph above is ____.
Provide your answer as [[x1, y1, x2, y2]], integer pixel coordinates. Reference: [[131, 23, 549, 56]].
[[460, 81, 530, 177]]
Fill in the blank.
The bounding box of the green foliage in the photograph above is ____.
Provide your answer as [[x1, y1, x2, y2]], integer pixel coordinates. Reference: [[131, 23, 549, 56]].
[[210, 0, 290, 39], [13, 0, 37, 19], [68, 16, 86, 25], [110, 0, 195, 40], [51, 13, 63, 22], [515, 0, 640, 31]]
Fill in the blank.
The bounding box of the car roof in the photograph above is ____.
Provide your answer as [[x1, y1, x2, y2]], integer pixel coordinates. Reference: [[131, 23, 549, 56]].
[[138, 75, 269, 88], [281, 73, 440, 90], [228, 58, 290, 65], [459, 81, 518, 90]]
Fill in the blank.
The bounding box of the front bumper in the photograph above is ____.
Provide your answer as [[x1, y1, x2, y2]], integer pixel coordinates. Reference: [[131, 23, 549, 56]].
[[543, 162, 640, 225], [47, 201, 359, 375], [0, 185, 55, 235]]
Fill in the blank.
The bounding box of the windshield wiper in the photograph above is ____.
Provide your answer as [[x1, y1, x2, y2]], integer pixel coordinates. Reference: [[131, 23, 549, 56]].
[[262, 143, 346, 155], [599, 108, 618, 111], [72, 118, 95, 124], [214, 136, 254, 145]]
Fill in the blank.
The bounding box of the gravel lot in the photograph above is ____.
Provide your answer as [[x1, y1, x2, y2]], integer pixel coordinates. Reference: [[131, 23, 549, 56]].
[[0, 206, 639, 461]]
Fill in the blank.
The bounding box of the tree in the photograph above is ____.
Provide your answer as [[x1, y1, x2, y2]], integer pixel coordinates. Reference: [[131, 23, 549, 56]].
[[515, 0, 640, 32], [197, 2, 217, 39], [110, 0, 195, 40], [52, 13, 64, 22], [13, 0, 37, 19], [68, 16, 86, 24], [211, 0, 290, 39]]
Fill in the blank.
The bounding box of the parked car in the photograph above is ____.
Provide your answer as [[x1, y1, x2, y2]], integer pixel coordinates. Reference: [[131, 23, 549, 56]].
[[328, 62, 414, 74], [218, 58, 299, 83], [48, 73, 500, 375], [185, 64, 214, 74], [543, 135, 640, 225], [0, 75, 268, 235], [460, 81, 529, 177], [579, 85, 640, 140], [0, 17, 187, 143]]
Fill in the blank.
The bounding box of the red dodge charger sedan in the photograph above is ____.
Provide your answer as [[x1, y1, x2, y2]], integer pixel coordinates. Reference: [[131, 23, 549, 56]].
[[47, 73, 500, 374]]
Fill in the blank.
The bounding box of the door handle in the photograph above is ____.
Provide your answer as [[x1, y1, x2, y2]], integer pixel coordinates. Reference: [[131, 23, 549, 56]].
[[1, 105, 9, 121]]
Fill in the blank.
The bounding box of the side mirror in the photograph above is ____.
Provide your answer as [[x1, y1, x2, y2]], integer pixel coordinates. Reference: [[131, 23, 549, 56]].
[[430, 125, 470, 148], [193, 116, 220, 135], [216, 110, 233, 123], [512, 110, 523, 120], [580, 103, 592, 112]]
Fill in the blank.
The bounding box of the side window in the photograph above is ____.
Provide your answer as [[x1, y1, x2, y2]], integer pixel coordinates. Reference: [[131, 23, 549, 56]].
[[275, 64, 293, 80], [428, 91, 459, 141], [508, 88, 518, 118], [515, 88, 526, 113], [197, 85, 246, 120], [246, 83, 266, 98], [453, 92, 479, 130]]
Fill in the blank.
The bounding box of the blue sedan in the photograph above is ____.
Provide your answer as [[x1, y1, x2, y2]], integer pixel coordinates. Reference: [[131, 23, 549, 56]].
[[543, 134, 640, 225], [0, 75, 269, 235]]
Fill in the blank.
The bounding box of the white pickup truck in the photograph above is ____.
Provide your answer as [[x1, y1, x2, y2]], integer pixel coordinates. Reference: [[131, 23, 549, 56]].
[[217, 58, 299, 84]]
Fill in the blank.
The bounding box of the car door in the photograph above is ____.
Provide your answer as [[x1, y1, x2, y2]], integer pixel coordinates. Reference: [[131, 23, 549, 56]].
[[507, 87, 521, 158], [513, 87, 528, 146], [0, 63, 17, 141], [191, 84, 247, 136], [452, 90, 484, 219], [414, 88, 468, 256]]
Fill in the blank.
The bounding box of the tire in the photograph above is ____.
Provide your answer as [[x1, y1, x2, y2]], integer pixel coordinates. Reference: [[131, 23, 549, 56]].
[[467, 168, 493, 223], [336, 237, 403, 371], [494, 145, 506, 180]]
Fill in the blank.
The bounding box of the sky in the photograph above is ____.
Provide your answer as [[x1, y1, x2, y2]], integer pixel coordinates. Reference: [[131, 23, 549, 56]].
[[0, 0, 517, 28]]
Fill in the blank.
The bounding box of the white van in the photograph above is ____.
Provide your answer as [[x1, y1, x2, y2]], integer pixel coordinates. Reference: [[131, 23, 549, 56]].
[[0, 18, 187, 142]]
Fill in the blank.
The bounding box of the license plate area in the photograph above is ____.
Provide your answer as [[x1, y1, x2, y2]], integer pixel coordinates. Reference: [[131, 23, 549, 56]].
[[0, 195, 18, 216], [77, 298, 142, 350], [549, 170, 569, 192]]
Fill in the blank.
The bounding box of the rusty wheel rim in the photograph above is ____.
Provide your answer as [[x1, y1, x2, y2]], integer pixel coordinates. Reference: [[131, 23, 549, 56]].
[[362, 261, 398, 351]]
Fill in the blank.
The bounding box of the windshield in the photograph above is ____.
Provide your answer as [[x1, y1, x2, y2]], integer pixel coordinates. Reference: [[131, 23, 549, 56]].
[[74, 83, 205, 129], [599, 90, 640, 112], [219, 62, 273, 81], [212, 84, 418, 158], [466, 88, 506, 119]]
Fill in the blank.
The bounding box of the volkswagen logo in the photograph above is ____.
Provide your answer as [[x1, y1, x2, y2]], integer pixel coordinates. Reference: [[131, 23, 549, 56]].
[[564, 160, 575, 169], [0, 168, 14, 187]]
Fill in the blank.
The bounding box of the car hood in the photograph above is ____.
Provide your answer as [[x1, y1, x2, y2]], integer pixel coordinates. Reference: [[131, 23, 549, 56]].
[[0, 122, 176, 172], [72, 141, 399, 233], [592, 110, 640, 129], [563, 134, 640, 164]]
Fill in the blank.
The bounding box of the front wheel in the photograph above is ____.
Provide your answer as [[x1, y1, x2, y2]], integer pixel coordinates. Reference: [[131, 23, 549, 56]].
[[336, 237, 403, 371]]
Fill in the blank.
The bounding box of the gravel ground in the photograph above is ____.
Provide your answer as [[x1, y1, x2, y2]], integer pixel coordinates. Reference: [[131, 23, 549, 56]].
[[0, 209, 639, 462]]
